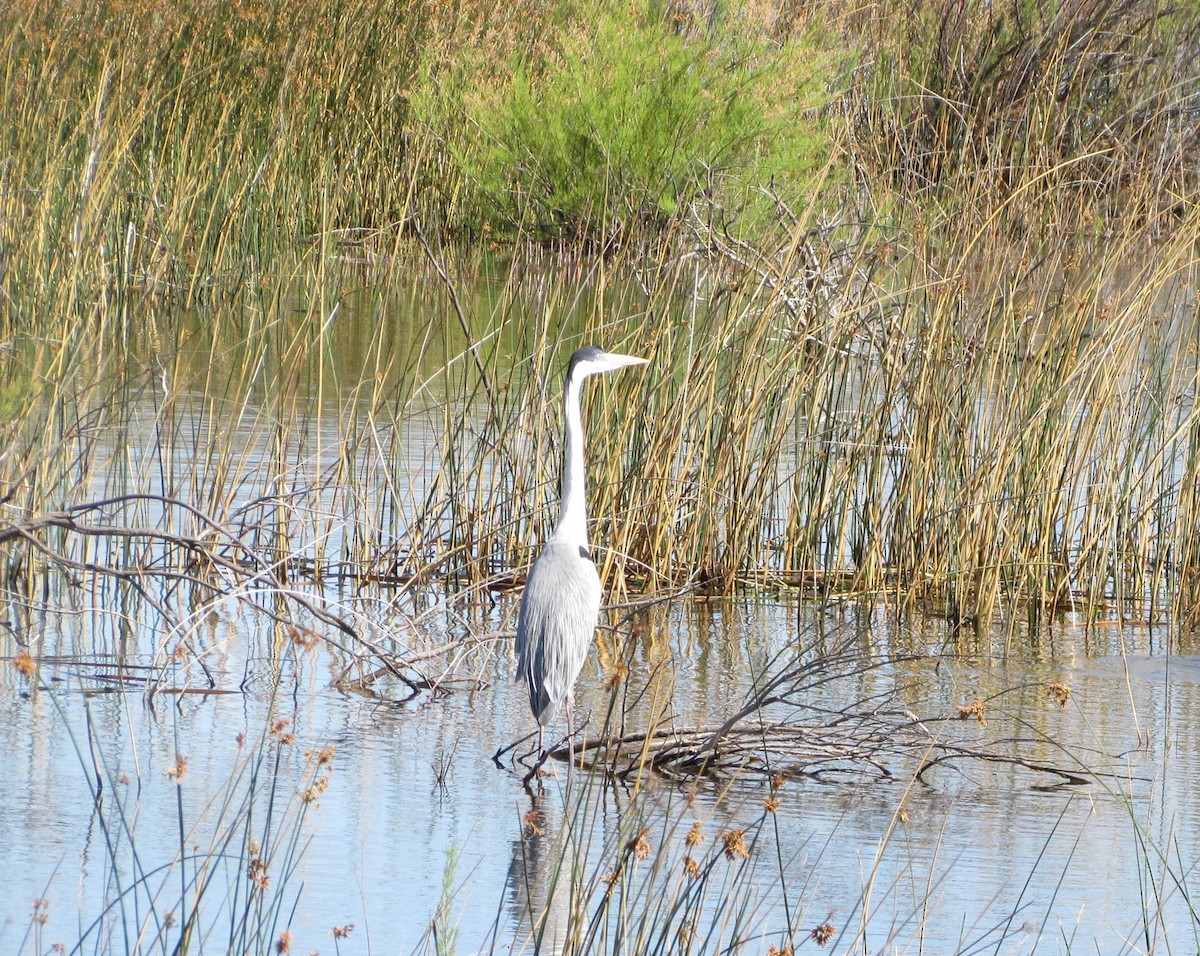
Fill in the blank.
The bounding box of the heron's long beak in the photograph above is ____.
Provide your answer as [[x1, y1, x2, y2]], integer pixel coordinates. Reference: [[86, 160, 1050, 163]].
[[603, 352, 650, 369]]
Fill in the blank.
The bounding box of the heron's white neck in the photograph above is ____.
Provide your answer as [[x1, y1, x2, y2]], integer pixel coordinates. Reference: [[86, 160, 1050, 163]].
[[553, 372, 589, 548]]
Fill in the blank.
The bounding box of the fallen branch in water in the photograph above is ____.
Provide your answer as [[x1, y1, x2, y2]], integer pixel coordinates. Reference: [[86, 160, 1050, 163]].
[[542, 639, 1104, 789], [0, 495, 437, 692], [552, 711, 1092, 787]]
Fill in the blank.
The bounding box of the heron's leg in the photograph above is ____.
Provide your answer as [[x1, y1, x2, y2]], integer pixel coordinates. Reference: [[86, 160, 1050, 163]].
[[566, 695, 582, 787], [537, 723, 545, 758]]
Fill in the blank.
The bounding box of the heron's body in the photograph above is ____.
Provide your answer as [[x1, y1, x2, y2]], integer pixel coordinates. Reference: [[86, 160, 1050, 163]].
[[515, 538, 601, 726], [513, 345, 648, 751]]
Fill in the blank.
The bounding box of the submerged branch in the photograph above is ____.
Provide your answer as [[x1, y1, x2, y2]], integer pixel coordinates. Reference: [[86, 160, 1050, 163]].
[[545, 642, 1107, 789], [0, 495, 479, 694]]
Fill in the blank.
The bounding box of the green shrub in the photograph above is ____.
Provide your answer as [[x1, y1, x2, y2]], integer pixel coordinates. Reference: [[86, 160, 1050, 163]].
[[418, 5, 838, 240]]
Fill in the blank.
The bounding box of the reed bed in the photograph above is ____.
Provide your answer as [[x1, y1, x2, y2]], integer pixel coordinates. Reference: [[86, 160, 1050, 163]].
[[3, 0, 1198, 646], [15, 661, 340, 956], [453, 629, 1173, 956]]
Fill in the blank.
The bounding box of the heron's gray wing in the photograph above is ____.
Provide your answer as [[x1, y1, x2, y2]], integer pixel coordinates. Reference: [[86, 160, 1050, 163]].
[[514, 540, 602, 726]]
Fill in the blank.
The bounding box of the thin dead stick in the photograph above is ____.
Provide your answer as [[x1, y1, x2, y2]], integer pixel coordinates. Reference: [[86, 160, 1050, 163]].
[[411, 218, 494, 404], [0, 496, 493, 698]]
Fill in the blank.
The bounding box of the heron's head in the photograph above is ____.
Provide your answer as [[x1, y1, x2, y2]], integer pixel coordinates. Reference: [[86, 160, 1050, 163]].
[[566, 345, 650, 383]]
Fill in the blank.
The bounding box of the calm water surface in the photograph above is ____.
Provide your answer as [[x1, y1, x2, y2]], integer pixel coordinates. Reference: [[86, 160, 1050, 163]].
[[2, 589, 1199, 955]]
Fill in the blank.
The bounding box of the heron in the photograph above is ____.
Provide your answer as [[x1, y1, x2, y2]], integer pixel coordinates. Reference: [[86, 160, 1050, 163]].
[[515, 345, 650, 759]]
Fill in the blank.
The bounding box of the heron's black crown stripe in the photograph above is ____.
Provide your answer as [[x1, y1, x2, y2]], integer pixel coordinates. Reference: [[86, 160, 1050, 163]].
[[579, 546, 591, 560], [566, 345, 604, 381]]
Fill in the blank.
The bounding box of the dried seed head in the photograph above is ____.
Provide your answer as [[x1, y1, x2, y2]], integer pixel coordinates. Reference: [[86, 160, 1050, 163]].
[[957, 700, 987, 726], [722, 828, 749, 860], [523, 809, 543, 836], [764, 796, 781, 814], [685, 820, 705, 846], [276, 929, 292, 954], [165, 754, 188, 782], [330, 924, 355, 939], [811, 922, 836, 947], [248, 858, 269, 890], [683, 855, 701, 877], [302, 775, 330, 805], [627, 827, 651, 861], [306, 745, 335, 767], [13, 649, 36, 678], [1048, 682, 1071, 708]]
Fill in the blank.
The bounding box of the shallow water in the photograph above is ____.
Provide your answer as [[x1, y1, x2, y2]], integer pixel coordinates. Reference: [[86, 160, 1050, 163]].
[[3, 587, 1199, 955], [6, 269, 1200, 954]]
